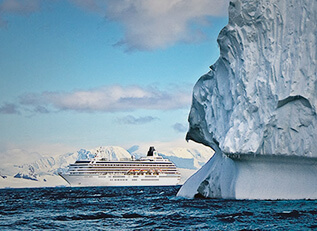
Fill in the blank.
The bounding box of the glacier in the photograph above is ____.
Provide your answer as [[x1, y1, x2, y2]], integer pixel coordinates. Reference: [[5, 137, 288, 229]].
[[178, 0, 317, 199]]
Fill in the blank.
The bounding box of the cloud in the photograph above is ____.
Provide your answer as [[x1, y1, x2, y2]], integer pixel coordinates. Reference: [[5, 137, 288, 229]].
[[18, 84, 191, 113], [0, 0, 40, 13], [172, 122, 188, 133], [0, 103, 20, 114], [0, 0, 229, 50], [104, 0, 229, 51], [0, 0, 41, 27], [65, 0, 229, 51], [116, 115, 158, 125], [33, 105, 50, 114]]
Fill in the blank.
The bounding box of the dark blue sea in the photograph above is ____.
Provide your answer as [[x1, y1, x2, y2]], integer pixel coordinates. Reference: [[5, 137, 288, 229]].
[[0, 186, 316, 230]]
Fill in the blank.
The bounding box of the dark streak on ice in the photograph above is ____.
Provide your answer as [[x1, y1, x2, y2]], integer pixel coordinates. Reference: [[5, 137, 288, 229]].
[[277, 95, 312, 109]]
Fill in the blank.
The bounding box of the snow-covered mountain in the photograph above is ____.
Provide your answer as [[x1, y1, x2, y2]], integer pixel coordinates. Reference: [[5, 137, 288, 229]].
[[0, 145, 213, 188], [178, 0, 317, 199], [128, 145, 212, 170], [90, 146, 132, 160], [0, 151, 79, 188], [1, 146, 130, 179]]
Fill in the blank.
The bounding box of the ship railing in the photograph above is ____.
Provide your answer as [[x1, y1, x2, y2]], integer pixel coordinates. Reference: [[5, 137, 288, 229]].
[[119, 158, 131, 161]]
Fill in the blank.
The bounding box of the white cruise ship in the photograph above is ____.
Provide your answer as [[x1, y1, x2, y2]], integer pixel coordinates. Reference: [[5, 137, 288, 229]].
[[59, 147, 181, 187]]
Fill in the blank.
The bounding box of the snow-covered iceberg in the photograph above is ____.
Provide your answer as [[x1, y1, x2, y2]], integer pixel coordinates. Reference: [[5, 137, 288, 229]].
[[178, 0, 317, 199]]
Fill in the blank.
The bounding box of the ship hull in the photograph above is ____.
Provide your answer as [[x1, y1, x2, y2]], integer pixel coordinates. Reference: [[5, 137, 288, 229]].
[[59, 173, 180, 187]]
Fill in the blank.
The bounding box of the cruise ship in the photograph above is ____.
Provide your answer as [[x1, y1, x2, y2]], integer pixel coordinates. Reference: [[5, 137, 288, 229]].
[[59, 147, 181, 187]]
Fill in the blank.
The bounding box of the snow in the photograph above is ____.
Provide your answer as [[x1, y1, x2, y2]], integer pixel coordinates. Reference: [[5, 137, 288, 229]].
[[90, 146, 132, 160], [0, 144, 213, 188], [178, 0, 317, 199], [128, 143, 214, 170], [0, 175, 67, 189]]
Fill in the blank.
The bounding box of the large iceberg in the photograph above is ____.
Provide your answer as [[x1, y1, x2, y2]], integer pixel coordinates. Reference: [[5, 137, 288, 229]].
[[178, 0, 317, 199]]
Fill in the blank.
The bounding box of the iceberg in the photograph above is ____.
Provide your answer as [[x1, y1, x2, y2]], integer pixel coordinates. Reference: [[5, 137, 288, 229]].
[[178, 0, 317, 199]]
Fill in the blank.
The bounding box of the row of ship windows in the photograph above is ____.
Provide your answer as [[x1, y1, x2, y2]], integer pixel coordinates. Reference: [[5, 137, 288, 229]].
[[69, 167, 176, 172], [70, 169, 177, 171], [70, 172, 178, 176], [71, 164, 173, 167], [70, 170, 177, 175], [108, 179, 160, 181], [70, 170, 177, 173], [69, 171, 177, 174], [70, 169, 176, 172], [97, 175, 158, 178]]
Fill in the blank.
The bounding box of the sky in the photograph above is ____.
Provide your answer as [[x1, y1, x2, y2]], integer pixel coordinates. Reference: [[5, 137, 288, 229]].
[[0, 0, 229, 157]]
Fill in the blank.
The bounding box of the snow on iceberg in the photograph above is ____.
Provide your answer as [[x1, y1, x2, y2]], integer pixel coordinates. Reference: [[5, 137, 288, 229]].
[[178, 0, 317, 199]]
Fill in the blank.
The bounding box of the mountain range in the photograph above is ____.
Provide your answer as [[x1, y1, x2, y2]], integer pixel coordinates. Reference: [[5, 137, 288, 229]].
[[0, 145, 214, 188]]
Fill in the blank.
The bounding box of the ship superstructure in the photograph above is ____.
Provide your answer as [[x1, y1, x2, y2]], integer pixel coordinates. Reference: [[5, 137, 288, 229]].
[[59, 147, 180, 186]]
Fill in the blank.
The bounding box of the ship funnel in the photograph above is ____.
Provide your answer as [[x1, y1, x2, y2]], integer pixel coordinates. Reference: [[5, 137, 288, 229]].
[[147, 146, 155, 156]]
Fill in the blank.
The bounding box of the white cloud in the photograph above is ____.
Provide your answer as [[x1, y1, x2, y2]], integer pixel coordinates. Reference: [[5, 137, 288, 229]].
[[0, 0, 40, 13], [172, 122, 188, 133], [68, 0, 229, 51], [0, 0, 41, 27], [116, 115, 158, 125], [104, 0, 229, 51], [0, 0, 229, 50], [19, 84, 191, 113]]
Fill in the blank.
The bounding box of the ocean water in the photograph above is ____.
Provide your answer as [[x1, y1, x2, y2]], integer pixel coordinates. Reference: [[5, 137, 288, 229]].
[[0, 186, 316, 230]]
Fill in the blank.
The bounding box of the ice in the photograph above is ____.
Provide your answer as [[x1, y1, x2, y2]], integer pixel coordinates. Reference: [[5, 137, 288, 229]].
[[178, 0, 317, 199], [178, 150, 317, 199]]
